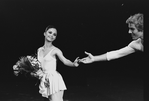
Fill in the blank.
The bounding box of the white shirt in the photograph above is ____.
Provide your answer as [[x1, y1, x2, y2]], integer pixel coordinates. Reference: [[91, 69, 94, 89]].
[[106, 38, 143, 61]]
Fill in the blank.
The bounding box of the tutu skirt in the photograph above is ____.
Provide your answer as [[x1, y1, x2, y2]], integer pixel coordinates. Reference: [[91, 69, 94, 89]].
[[39, 70, 67, 98]]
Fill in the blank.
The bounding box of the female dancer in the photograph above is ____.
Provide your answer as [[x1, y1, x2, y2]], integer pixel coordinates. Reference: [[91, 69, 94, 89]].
[[37, 25, 79, 101], [80, 13, 143, 63]]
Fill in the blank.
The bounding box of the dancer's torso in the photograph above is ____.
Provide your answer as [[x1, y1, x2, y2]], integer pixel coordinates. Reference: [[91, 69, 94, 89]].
[[38, 47, 57, 73]]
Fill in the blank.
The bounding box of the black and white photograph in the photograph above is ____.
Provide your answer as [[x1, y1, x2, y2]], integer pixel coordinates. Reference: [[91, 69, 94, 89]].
[[0, 0, 144, 101]]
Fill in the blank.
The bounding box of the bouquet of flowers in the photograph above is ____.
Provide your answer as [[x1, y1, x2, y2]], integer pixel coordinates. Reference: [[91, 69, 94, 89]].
[[13, 55, 44, 79]]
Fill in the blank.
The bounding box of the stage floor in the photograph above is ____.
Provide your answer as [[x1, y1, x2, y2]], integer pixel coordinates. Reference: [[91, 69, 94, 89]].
[[0, 76, 143, 101]]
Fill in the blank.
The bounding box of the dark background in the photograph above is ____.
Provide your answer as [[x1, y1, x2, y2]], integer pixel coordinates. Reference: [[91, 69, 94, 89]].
[[0, 0, 145, 100]]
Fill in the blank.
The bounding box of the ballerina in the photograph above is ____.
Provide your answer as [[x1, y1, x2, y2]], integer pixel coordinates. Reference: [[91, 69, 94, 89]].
[[37, 25, 79, 101]]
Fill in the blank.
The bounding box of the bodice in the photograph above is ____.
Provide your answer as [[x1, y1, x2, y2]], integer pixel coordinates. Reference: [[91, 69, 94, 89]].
[[37, 47, 57, 72]]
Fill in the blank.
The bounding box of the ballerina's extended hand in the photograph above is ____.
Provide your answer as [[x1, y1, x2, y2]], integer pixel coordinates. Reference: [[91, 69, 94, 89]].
[[73, 57, 80, 67], [79, 51, 95, 64]]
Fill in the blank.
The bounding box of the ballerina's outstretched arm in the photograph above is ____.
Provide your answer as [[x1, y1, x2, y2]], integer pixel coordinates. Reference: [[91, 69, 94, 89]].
[[55, 48, 80, 67]]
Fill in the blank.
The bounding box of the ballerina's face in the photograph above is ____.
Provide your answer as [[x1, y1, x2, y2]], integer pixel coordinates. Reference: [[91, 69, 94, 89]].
[[44, 28, 57, 42]]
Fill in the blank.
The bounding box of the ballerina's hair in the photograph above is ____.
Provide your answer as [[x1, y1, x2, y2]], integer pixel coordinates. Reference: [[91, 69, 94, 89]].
[[45, 25, 56, 32], [126, 13, 143, 32]]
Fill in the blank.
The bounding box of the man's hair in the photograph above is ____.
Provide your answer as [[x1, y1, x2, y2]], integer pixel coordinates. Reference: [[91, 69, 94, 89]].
[[126, 13, 143, 32]]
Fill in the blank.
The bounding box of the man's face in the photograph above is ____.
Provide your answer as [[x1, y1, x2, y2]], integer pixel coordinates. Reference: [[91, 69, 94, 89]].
[[128, 23, 143, 40]]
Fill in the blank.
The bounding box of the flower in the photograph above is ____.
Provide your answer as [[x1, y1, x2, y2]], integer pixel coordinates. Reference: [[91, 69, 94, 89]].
[[13, 65, 18, 70], [13, 55, 43, 79], [14, 71, 19, 76]]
